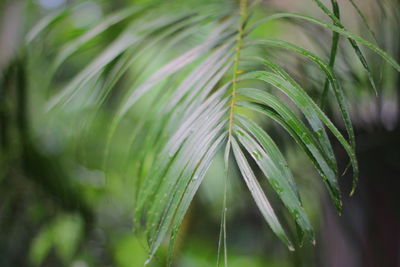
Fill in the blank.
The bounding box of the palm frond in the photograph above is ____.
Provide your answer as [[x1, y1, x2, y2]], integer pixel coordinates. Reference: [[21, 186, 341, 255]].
[[26, 0, 400, 264]]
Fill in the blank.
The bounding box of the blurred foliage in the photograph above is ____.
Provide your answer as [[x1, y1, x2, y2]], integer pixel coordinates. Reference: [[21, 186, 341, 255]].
[[0, 0, 399, 266]]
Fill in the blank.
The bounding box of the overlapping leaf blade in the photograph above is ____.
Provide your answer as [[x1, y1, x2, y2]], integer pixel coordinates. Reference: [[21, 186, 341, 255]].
[[231, 137, 294, 250], [234, 125, 314, 243]]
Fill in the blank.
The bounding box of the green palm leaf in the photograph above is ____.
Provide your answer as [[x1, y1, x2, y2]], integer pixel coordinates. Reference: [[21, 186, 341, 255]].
[[27, 0, 400, 265]]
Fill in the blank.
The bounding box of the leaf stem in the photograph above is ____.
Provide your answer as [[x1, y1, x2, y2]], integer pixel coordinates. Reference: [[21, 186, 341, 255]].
[[320, 0, 340, 109], [228, 0, 248, 138]]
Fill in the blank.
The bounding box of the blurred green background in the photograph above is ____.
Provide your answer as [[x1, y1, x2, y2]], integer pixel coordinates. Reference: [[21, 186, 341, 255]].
[[0, 0, 399, 266]]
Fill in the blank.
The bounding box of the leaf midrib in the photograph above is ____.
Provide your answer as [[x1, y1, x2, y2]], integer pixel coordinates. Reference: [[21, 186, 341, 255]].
[[228, 0, 248, 138]]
